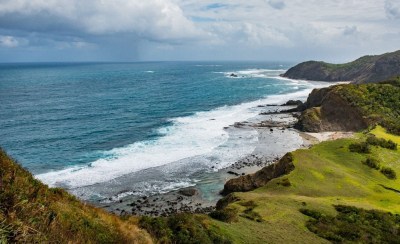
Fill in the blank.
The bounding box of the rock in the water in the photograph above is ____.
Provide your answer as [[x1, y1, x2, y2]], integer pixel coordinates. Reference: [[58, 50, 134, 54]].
[[282, 100, 303, 106], [178, 187, 198, 197]]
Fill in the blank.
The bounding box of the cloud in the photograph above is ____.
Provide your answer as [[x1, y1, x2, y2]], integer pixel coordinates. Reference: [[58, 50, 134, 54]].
[[342, 26, 358, 36], [0, 0, 202, 42], [0, 0, 399, 62], [267, 0, 285, 10], [385, 0, 400, 19], [0, 35, 20, 47]]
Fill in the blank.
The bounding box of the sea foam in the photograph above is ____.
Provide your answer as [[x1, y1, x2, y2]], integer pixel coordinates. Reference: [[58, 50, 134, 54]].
[[36, 77, 326, 190]]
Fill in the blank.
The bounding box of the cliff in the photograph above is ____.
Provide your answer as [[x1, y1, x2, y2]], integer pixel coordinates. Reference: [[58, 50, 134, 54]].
[[295, 77, 400, 133], [0, 149, 151, 243], [282, 50, 400, 83]]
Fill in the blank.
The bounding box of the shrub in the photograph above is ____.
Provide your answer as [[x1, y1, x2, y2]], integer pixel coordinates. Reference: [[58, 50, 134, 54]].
[[380, 167, 397, 180], [140, 214, 232, 244], [277, 178, 291, 187], [299, 208, 323, 220], [238, 201, 263, 222], [362, 157, 380, 170], [366, 135, 397, 150], [349, 142, 371, 153], [300, 205, 400, 243], [209, 207, 238, 223], [240, 208, 263, 222]]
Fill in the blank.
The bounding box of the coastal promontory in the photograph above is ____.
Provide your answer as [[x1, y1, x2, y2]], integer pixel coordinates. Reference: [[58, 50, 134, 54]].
[[282, 50, 400, 83]]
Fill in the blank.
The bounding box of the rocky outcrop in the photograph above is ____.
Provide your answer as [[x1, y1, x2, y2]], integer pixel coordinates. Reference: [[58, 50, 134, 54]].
[[282, 50, 400, 84], [221, 153, 295, 195], [294, 86, 370, 132]]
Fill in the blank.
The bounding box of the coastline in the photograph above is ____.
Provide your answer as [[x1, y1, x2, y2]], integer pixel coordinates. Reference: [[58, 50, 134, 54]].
[[99, 99, 356, 217], [100, 103, 322, 216]]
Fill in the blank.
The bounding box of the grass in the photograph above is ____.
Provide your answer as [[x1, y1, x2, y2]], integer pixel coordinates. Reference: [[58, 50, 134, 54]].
[[209, 128, 400, 243], [0, 148, 151, 243]]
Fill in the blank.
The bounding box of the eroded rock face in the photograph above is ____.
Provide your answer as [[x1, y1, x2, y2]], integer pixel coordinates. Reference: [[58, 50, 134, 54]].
[[221, 153, 295, 195], [294, 86, 369, 132]]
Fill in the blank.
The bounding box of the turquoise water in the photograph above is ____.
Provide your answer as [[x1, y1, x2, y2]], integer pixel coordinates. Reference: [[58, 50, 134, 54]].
[[0, 62, 319, 199]]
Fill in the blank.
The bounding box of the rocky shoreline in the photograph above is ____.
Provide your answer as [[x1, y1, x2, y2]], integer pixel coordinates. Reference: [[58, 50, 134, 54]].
[[101, 102, 316, 217]]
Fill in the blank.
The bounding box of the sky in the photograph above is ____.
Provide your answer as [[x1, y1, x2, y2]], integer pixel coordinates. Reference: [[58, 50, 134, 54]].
[[0, 0, 399, 62]]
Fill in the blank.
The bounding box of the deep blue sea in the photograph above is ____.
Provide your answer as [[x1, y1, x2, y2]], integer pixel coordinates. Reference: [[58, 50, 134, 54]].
[[0, 62, 323, 200]]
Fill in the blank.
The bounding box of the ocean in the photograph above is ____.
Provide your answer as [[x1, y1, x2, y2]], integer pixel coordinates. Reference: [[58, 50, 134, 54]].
[[0, 61, 324, 201]]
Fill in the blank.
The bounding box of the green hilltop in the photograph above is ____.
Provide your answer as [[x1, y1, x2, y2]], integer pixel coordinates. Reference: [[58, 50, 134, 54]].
[[282, 50, 400, 83]]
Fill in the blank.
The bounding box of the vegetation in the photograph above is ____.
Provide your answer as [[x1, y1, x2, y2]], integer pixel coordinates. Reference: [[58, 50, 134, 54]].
[[334, 77, 400, 135], [362, 157, 380, 170], [366, 135, 397, 150], [348, 142, 370, 153], [139, 214, 231, 244], [209, 128, 400, 243], [0, 149, 151, 243], [209, 208, 238, 223], [300, 205, 400, 243], [380, 167, 397, 180]]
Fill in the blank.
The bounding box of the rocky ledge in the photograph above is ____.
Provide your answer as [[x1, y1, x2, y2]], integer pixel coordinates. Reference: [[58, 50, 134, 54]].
[[293, 86, 370, 132], [221, 152, 295, 195]]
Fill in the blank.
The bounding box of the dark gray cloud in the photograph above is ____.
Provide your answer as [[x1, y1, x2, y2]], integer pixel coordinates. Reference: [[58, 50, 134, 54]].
[[343, 26, 358, 36], [385, 0, 400, 19], [268, 0, 285, 10]]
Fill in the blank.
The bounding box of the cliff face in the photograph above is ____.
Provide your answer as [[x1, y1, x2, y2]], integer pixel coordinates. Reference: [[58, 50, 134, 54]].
[[221, 153, 294, 195], [282, 50, 400, 84], [295, 86, 369, 132]]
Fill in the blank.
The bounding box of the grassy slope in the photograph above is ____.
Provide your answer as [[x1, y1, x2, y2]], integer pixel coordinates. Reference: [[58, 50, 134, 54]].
[[0, 149, 152, 243], [210, 128, 400, 243]]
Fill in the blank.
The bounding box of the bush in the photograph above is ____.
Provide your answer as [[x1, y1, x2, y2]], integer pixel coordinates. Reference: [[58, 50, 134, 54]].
[[380, 167, 397, 180], [299, 208, 323, 220], [349, 142, 371, 153], [139, 216, 172, 242], [362, 157, 380, 170], [277, 178, 291, 187], [300, 205, 400, 243], [366, 135, 397, 150], [140, 214, 232, 244], [209, 207, 238, 223], [238, 201, 263, 222]]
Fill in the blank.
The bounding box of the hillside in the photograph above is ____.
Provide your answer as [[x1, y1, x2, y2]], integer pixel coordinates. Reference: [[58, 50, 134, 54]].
[[282, 50, 400, 83], [295, 76, 400, 134], [2, 79, 400, 243], [139, 126, 400, 243], [0, 149, 151, 243], [208, 127, 400, 243]]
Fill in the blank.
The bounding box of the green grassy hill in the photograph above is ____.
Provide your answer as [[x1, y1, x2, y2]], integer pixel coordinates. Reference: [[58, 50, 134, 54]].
[[207, 127, 400, 243], [0, 149, 152, 243]]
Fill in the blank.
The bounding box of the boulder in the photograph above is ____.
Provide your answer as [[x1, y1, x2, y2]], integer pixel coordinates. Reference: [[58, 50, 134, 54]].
[[221, 153, 295, 195]]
